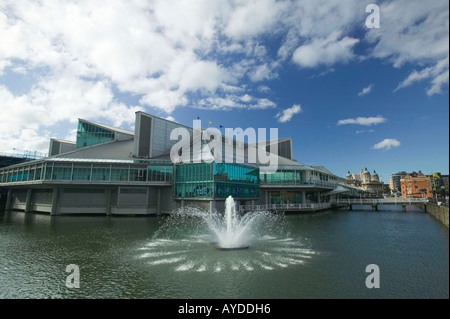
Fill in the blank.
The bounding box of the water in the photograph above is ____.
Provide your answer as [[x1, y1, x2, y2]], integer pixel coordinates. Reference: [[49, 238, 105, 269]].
[[203, 196, 276, 249], [0, 206, 448, 298]]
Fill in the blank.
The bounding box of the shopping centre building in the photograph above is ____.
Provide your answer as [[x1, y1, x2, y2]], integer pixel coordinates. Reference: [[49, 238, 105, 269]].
[[0, 111, 365, 215]]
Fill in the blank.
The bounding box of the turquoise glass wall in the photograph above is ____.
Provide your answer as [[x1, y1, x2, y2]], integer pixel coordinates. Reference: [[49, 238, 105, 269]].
[[174, 162, 259, 199], [76, 121, 115, 148]]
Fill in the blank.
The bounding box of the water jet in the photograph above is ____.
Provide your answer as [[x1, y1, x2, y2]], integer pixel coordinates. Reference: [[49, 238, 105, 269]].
[[206, 196, 260, 251]]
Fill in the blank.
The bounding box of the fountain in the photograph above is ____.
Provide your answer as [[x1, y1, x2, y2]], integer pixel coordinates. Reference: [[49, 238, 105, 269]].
[[137, 195, 317, 273], [207, 196, 258, 250]]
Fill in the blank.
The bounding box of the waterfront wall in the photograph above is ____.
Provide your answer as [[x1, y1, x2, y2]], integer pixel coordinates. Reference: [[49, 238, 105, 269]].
[[5, 186, 173, 216], [426, 203, 449, 228]]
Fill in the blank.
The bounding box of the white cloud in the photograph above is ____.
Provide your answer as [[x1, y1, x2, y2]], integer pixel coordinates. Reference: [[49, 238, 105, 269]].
[[394, 56, 449, 96], [276, 104, 302, 123], [0, 0, 447, 154], [358, 84, 375, 97], [257, 85, 271, 93], [292, 31, 359, 68], [248, 63, 278, 82], [164, 116, 177, 122], [196, 94, 276, 111], [338, 116, 386, 126], [365, 0, 449, 95], [224, 0, 286, 40], [372, 139, 401, 151]]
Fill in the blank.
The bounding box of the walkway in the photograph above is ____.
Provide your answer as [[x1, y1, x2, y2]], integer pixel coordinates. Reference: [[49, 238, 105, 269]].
[[240, 197, 429, 212]]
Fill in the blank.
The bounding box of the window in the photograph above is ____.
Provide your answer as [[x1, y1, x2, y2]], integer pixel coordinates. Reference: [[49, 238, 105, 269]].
[[75, 121, 115, 149]]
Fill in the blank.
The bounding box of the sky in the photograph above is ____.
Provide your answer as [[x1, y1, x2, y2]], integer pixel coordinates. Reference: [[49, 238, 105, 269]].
[[0, 0, 448, 182]]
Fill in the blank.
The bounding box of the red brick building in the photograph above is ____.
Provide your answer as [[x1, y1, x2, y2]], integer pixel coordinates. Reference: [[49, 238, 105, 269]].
[[400, 171, 432, 198]]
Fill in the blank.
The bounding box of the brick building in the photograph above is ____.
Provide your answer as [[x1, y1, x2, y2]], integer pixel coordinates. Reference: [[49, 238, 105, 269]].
[[400, 171, 432, 198]]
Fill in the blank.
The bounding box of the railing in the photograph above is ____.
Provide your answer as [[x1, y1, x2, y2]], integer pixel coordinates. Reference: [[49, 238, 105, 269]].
[[0, 151, 47, 160], [239, 197, 428, 211], [332, 198, 428, 205], [240, 202, 332, 211], [260, 179, 337, 188]]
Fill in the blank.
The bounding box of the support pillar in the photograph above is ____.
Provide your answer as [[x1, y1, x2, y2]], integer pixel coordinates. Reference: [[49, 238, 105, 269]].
[[317, 192, 321, 204], [181, 199, 185, 208], [402, 205, 406, 212], [372, 204, 378, 211], [348, 204, 353, 211], [25, 189, 33, 213], [156, 188, 161, 215], [302, 191, 306, 204], [105, 189, 112, 215], [5, 189, 12, 211], [50, 188, 59, 216]]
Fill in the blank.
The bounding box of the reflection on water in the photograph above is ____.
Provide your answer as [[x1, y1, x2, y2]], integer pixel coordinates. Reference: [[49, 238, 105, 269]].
[[136, 235, 317, 272], [0, 209, 448, 299]]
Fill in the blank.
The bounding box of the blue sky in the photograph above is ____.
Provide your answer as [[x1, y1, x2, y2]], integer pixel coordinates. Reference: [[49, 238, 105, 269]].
[[0, 0, 448, 181]]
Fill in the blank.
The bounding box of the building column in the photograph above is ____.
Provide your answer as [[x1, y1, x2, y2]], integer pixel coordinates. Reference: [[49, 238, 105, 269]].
[[302, 190, 306, 204], [50, 188, 59, 216], [5, 189, 12, 211], [317, 191, 321, 204], [265, 191, 269, 205], [156, 188, 161, 215], [25, 189, 33, 213], [105, 189, 112, 215], [181, 199, 185, 208]]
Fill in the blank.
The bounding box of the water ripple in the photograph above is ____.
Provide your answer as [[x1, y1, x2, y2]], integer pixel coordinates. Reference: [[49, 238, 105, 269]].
[[136, 235, 317, 273]]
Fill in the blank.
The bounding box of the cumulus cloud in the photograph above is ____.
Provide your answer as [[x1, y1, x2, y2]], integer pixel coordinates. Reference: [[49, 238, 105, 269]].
[[337, 116, 386, 126], [224, 0, 287, 40], [372, 139, 401, 151], [196, 94, 276, 111], [292, 32, 359, 68], [365, 0, 449, 95], [358, 84, 375, 97], [0, 0, 447, 154], [276, 104, 302, 123]]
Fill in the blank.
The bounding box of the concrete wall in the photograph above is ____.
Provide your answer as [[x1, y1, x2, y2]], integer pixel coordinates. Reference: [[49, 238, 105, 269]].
[[7, 186, 174, 216], [426, 203, 449, 227]]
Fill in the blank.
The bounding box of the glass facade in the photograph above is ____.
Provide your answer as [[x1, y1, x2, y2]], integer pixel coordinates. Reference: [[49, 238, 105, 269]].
[[148, 165, 173, 182], [260, 170, 302, 185], [269, 191, 303, 204], [76, 121, 115, 149], [174, 163, 214, 198], [174, 162, 259, 199], [0, 161, 173, 184]]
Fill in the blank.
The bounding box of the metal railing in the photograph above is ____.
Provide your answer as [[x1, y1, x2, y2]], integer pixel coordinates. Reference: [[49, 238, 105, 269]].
[[240, 202, 332, 211], [332, 197, 428, 205], [0, 151, 47, 160], [260, 179, 337, 188], [240, 197, 428, 211]]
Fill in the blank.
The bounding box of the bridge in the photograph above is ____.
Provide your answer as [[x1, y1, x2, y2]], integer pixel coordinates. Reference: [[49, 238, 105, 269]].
[[239, 197, 429, 213], [332, 197, 428, 211]]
